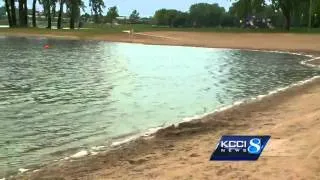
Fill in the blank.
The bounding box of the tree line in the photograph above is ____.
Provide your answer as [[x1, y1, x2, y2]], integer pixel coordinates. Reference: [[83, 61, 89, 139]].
[[153, 0, 320, 30], [2, 0, 320, 30], [1, 1, 142, 28], [81, 7, 141, 24], [3, 0, 105, 29]]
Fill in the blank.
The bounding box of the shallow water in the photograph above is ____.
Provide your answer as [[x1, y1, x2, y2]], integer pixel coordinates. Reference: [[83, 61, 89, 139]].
[[0, 37, 319, 176]]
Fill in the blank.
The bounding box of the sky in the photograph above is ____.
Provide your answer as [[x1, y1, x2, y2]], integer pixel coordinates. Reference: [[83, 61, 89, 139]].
[[0, 0, 233, 17]]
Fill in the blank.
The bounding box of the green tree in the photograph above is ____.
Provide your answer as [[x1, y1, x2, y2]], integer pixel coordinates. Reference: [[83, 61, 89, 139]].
[[68, 0, 84, 29], [262, 5, 284, 27], [313, 0, 320, 27], [81, 13, 90, 22], [32, 0, 38, 27], [89, 0, 105, 23], [189, 3, 225, 27], [291, 0, 309, 27], [221, 12, 238, 27], [229, 0, 266, 19], [172, 11, 189, 27], [166, 9, 179, 27], [69, 0, 76, 29], [129, 9, 140, 23], [308, 0, 312, 28], [57, 0, 64, 29], [0, 6, 6, 19], [271, 0, 301, 30], [154, 9, 190, 27], [105, 6, 119, 23], [154, 9, 169, 25], [10, 0, 17, 26], [3, 2, 13, 26], [18, 0, 28, 27], [40, 0, 56, 28]]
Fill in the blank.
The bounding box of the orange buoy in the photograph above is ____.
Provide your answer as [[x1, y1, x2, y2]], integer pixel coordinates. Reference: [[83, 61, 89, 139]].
[[44, 44, 50, 49]]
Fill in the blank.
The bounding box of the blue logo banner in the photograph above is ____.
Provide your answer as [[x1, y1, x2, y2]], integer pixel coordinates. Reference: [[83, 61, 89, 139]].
[[210, 135, 270, 161]]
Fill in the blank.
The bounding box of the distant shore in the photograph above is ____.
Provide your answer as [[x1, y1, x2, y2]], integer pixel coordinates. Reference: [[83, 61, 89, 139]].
[[4, 30, 320, 180]]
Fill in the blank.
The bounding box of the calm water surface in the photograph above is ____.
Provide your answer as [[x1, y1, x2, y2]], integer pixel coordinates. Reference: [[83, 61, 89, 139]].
[[0, 37, 319, 175]]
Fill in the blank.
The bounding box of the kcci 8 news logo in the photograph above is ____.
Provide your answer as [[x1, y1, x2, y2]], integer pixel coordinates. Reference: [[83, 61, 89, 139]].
[[210, 135, 270, 161]]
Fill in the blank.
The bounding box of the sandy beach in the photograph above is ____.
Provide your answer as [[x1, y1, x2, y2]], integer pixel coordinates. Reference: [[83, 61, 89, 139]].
[[4, 31, 320, 180]]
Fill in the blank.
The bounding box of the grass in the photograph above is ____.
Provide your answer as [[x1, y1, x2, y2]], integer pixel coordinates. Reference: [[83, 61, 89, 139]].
[[83, 24, 320, 33], [82, 23, 320, 33]]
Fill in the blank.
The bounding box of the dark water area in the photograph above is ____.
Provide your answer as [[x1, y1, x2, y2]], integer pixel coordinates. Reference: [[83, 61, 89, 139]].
[[0, 36, 319, 176]]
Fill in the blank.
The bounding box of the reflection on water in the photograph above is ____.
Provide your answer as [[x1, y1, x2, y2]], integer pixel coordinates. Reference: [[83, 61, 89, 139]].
[[0, 37, 319, 176]]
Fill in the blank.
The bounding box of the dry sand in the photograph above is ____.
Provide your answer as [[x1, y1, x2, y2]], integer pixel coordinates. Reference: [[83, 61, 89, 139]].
[[5, 31, 320, 180]]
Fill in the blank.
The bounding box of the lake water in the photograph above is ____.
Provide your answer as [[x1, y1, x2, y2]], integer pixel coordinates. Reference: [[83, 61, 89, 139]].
[[0, 37, 319, 176]]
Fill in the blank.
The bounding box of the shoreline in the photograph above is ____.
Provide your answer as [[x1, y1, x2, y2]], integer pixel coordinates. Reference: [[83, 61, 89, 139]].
[[2, 31, 320, 179]]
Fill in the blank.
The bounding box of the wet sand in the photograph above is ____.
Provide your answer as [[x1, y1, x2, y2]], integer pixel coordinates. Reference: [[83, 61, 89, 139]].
[[4, 31, 320, 179]]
